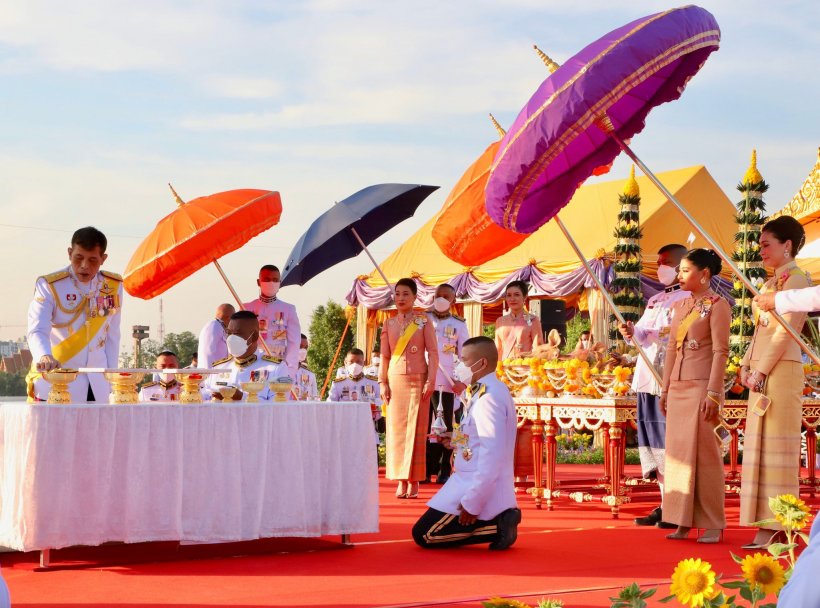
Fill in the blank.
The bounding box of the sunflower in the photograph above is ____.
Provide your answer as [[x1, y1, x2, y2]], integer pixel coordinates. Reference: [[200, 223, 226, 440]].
[[770, 494, 812, 530], [669, 558, 717, 607], [481, 598, 531, 608], [741, 553, 786, 596]]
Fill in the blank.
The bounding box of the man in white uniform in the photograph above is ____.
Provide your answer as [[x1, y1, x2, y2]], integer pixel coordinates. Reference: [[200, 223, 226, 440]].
[[425, 283, 469, 484], [26, 226, 122, 403], [364, 347, 381, 377], [618, 243, 688, 528], [244, 264, 301, 376], [197, 303, 235, 368], [328, 348, 381, 413], [139, 351, 182, 402], [754, 284, 820, 315], [203, 311, 290, 401], [413, 336, 520, 550], [295, 333, 319, 400]]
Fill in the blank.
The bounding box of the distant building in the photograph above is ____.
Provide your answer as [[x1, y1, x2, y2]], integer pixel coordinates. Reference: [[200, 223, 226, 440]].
[[0, 342, 31, 374], [0, 340, 26, 358]]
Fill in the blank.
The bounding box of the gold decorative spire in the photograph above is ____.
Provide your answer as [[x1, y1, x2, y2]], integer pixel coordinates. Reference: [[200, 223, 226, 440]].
[[533, 44, 560, 73], [168, 183, 185, 206], [743, 149, 764, 184], [489, 113, 506, 138], [623, 165, 640, 197]]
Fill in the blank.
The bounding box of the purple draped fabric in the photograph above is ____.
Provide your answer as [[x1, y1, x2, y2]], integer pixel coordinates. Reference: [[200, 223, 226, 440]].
[[346, 259, 611, 309]]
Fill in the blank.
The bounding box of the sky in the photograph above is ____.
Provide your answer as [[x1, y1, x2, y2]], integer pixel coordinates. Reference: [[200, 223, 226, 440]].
[[0, 0, 818, 350]]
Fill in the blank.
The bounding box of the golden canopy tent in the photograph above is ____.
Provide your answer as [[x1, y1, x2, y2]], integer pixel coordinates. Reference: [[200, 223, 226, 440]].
[[347, 165, 739, 351], [773, 148, 820, 257]]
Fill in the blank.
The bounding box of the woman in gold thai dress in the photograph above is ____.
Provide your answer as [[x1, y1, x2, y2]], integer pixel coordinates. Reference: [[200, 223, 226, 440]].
[[660, 249, 730, 543], [379, 278, 438, 499], [494, 280, 544, 480], [740, 216, 810, 549]]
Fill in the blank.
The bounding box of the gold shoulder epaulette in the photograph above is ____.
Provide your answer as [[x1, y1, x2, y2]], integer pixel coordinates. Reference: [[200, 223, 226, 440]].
[[100, 270, 122, 281], [41, 270, 69, 284], [333, 374, 347, 383], [211, 356, 232, 367], [452, 314, 466, 322], [142, 381, 158, 388], [262, 355, 282, 363], [365, 373, 379, 382]]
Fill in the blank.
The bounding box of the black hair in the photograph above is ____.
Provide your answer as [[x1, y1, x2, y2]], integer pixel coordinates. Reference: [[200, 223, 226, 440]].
[[396, 277, 418, 296], [300, 333, 308, 340], [762, 216, 806, 256], [348, 348, 365, 357], [505, 280, 529, 297], [71, 226, 107, 253], [230, 310, 259, 321], [437, 283, 455, 293], [157, 350, 178, 358], [259, 264, 280, 274], [657, 243, 687, 256], [684, 248, 722, 277], [463, 336, 495, 349], [580, 330, 591, 337]]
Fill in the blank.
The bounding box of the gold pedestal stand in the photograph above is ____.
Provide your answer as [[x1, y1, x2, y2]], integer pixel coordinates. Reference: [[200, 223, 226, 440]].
[[176, 372, 205, 404], [41, 370, 79, 404], [104, 372, 145, 404], [241, 381, 265, 403]]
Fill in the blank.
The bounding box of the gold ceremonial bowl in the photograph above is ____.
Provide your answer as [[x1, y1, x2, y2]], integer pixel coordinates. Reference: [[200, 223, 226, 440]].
[[241, 381, 266, 403], [174, 371, 204, 404], [104, 371, 145, 404], [217, 385, 238, 400], [41, 369, 79, 404], [269, 380, 293, 402]]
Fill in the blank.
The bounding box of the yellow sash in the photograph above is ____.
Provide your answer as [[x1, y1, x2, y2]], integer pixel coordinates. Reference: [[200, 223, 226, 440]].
[[25, 315, 107, 401], [675, 297, 716, 349], [390, 321, 420, 364]]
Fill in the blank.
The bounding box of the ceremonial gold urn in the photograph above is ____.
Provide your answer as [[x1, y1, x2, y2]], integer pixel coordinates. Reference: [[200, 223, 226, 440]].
[[41, 369, 78, 404], [104, 372, 145, 404], [175, 372, 205, 404]]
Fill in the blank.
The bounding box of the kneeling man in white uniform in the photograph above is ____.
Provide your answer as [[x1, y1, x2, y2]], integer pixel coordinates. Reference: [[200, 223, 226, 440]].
[[412, 336, 520, 550]]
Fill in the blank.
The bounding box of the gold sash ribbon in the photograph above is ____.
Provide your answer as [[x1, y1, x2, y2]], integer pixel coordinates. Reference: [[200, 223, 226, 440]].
[[390, 321, 420, 364], [26, 315, 107, 401], [675, 298, 716, 349]]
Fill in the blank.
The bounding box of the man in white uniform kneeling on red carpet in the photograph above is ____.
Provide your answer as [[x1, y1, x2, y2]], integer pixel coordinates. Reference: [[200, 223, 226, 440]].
[[412, 336, 520, 550]]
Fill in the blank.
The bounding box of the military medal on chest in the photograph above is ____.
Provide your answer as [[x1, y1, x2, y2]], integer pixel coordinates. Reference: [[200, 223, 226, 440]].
[[451, 425, 471, 460]]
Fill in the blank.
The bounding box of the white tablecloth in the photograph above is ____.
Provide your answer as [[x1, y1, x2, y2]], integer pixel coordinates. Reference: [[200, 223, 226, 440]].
[[0, 401, 379, 551]]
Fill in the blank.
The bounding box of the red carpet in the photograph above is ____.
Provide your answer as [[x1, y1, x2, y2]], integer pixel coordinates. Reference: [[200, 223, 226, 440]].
[[2, 465, 815, 607]]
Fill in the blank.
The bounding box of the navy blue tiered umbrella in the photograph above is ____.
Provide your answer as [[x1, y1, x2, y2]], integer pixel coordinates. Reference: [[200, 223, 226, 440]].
[[280, 183, 438, 291]]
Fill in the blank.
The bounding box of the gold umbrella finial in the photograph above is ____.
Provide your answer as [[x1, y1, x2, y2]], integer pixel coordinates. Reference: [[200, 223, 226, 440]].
[[168, 183, 185, 206], [743, 149, 764, 184], [623, 164, 640, 197], [533, 44, 560, 73], [489, 113, 506, 138]]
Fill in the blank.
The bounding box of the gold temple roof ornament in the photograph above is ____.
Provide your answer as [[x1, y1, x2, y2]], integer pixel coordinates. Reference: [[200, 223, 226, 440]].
[[772, 147, 820, 225]]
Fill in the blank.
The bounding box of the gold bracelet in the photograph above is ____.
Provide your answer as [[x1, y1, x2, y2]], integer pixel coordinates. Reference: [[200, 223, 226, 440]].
[[707, 393, 721, 406]]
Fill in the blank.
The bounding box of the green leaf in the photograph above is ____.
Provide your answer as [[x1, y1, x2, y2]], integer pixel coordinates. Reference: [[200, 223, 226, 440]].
[[730, 552, 745, 564], [658, 595, 675, 604], [751, 518, 778, 527], [768, 542, 796, 557], [739, 586, 754, 602], [721, 580, 748, 590], [640, 588, 657, 599]]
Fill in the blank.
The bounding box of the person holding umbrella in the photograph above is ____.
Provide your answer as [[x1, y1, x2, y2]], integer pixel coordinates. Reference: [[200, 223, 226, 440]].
[[244, 264, 301, 376], [380, 278, 438, 499]]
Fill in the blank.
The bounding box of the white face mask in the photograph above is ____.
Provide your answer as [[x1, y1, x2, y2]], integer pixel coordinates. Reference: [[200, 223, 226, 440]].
[[657, 264, 678, 286], [260, 280, 280, 297], [226, 334, 250, 357], [298, 348, 308, 362], [347, 362, 363, 377], [433, 297, 451, 313], [453, 359, 484, 384], [579, 338, 590, 348], [160, 372, 175, 383], [371, 356, 380, 366]]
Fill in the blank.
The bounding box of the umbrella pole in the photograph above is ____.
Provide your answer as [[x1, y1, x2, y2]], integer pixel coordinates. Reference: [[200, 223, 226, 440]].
[[211, 258, 274, 358], [604, 129, 820, 366], [350, 227, 395, 295], [553, 215, 664, 386], [320, 316, 352, 399]]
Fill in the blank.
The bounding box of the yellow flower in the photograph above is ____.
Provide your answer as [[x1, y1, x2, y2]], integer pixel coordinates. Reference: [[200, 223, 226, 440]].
[[770, 493, 812, 530], [669, 558, 717, 608], [482, 598, 532, 608], [741, 553, 786, 596]]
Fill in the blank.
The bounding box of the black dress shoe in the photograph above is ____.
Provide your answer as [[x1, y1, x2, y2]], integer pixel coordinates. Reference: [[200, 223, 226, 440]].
[[489, 508, 522, 550], [634, 506, 662, 526], [436, 475, 449, 485]]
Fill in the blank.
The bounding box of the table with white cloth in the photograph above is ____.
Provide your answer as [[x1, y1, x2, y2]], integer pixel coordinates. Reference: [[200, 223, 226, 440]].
[[0, 400, 379, 563]]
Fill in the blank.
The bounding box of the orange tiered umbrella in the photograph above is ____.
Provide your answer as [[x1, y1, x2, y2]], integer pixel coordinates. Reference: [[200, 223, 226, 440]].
[[124, 185, 282, 303]]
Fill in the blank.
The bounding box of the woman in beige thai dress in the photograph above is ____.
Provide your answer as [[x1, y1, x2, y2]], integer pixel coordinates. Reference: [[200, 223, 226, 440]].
[[380, 278, 438, 499], [660, 249, 729, 544], [740, 216, 810, 549], [494, 280, 544, 480]]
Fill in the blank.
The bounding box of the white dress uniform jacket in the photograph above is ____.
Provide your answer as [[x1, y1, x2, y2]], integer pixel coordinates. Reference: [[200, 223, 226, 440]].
[[203, 354, 290, 401], [295, 364, 319, 400], [327, 373, 381, 415], [427, 373, 517, 521], [775, 285, 820, 315], [627, 285, 690, 395], [27, 267, 123, 403], [197, 318, 228, 369], [243, 297, 301, 375], [427, 312, 470, 394], [138, 380, 182, 402]]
